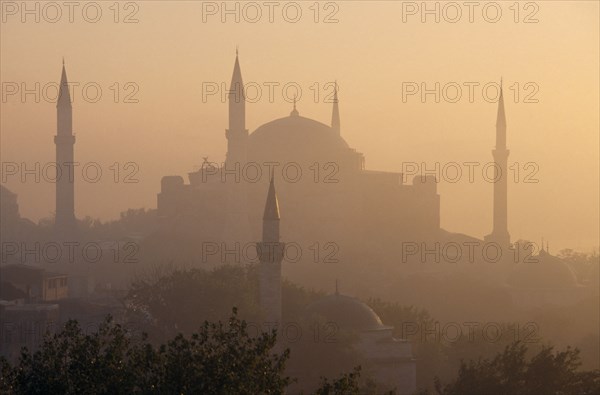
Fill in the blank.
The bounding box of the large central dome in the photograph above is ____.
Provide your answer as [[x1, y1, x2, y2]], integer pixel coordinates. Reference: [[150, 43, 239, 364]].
[[248, 112, 349, 164]]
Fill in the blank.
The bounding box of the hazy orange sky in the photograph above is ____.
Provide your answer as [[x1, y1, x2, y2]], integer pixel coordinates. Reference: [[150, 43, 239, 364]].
[[1, 1, 598, 252]]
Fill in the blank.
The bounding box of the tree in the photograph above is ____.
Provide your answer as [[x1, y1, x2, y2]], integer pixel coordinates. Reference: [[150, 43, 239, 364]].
[[3, 316, 139, 394], [0, 309, 363, 395], [313, 366, 362, 395], [1, 309, 289, 394], [125, 265, 262, 340], [433, 341, 600, 395]]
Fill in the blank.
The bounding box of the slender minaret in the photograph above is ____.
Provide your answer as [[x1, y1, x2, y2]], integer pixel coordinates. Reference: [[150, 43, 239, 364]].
[[225, 48, 248, 166], [54, 60, 77, 236], [485, 81, 510, 247], [258, 176, 284, 327], [224, 49, 250, 243], [331, 82, 340, 135]]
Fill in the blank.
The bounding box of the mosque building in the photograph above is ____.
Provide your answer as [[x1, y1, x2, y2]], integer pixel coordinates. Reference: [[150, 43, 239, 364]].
[[157, 53, 441, 256]]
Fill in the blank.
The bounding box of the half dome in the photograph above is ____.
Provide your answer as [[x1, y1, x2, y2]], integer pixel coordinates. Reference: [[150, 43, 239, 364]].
[[507, 250, 580, 289]]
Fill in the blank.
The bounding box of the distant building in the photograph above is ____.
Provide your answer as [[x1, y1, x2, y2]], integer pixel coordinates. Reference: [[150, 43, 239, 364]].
[[307, 293, 416, 393], [0, 185, 20, 232], [0, 281, 27, 302], [1, 185, 24, 244], [0, 264, 68, 302], [0, 264, 66, 361], [0, 186, 43, 259]]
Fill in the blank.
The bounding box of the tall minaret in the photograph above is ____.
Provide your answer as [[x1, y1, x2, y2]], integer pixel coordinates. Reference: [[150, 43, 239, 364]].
[[485, 81, 510, 247], [54, 60, 77, 236], [224, 50, 250, 243], [225, 49, 248, 166], [258, 176, 285, 327], [331, 82, 340, 135]]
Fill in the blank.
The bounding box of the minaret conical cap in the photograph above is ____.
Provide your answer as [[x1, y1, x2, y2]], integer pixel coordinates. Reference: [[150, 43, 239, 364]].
[[263, 176, 280, 220], [496, 79, 506, 129], [331, 81, 340, 132], [57, 61, 71, 108], [230, 50, 244, 95]]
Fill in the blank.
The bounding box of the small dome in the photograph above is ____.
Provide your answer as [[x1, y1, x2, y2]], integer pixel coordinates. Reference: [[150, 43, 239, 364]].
[[507, 250, 580, 289], [306, 294, 388, 332]]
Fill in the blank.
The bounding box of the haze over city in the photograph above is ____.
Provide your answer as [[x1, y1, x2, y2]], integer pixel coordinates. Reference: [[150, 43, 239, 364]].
[[1, 1, 598, 251], [1, 1, 599, 394]]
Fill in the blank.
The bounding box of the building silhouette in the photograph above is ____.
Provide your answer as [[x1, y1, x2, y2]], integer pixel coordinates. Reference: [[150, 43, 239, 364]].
[[157, 53, 440, 258]]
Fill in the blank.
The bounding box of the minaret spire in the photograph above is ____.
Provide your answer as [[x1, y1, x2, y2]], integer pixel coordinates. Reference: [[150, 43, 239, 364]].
[[54, 61, 76, 237], [484, 78, 510, 248], [57, 61, 72, 109], [258, 177, 284, 330], [262, 175, 280, 237], [224, 51, 250, 243], [228, 50, 245, 134], [496, 79, 506, 148], [331, 81, 340, 135]]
